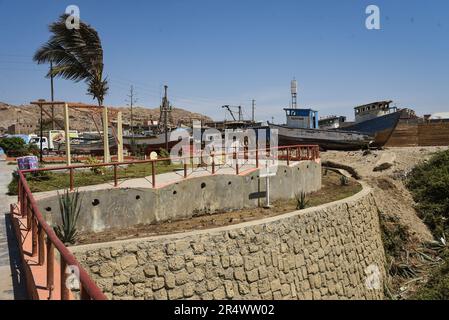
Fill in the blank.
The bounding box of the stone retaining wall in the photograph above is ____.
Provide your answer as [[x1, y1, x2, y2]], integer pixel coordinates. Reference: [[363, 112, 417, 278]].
[[71, 184, 386, 300]]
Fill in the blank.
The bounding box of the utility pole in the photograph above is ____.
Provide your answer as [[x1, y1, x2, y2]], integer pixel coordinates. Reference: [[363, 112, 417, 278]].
[[126, 85, 138, 155], [251, 99, 256, 123], [161, 85, 170, 151], [50, 61, 55, 130]]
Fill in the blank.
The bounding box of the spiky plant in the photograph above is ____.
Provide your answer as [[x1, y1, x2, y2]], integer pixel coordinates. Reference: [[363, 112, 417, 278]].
[[54, 189, 83, 245], [33, 14, 108, 106], [296, 192, 309, 210], [340, 175, 350, 186]]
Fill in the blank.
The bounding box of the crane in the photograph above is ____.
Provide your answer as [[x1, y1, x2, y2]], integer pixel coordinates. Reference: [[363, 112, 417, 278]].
[[222, 105, 242, 121]]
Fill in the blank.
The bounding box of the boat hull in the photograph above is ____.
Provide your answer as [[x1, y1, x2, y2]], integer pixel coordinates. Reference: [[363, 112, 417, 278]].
[[268, 124, 373, 151], [342, 110, 404, 147]]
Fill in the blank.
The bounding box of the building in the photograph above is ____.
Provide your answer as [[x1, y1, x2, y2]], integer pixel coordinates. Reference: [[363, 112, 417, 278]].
[[319, 116, 347, 129], [284, 108, 319, 129], [7, 123, 36, 135]]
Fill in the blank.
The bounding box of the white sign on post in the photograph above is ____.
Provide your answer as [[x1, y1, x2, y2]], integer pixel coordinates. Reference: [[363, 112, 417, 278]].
[[259, 162, 277, 208]]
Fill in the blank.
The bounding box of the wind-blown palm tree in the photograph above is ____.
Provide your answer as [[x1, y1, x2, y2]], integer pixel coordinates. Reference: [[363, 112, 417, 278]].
[[33, 14, 108, 106]]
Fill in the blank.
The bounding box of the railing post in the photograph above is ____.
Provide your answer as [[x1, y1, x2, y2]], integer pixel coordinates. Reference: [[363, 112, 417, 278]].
[[38, 224, 45, 266], [47, 238, 54, 295], [256, 144, 259, 168], [113, 164, 118, 187], [80, 285, 90, 300], [26, 200, 31, 231], [287, 148, 290, 166], [32, 216, 38, 257], [151, 161, 156, 188], [60, 258, 69, 300], [69, 168, 74, 192], [183, 162, 187, 179], [234, 146, 239, 175]]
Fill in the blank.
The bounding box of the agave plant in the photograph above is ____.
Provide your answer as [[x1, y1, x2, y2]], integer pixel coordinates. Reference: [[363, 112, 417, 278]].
[[54, 189, 83, 245], [340, 175, 350, 186], [296, 192, 309, 210]]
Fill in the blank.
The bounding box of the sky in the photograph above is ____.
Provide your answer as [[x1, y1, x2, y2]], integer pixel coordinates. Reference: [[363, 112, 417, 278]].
[[0, 0, 449, 122]]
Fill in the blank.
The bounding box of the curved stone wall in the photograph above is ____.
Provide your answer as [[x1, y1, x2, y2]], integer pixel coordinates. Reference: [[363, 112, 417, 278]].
[[37, 161, 321, 233], [71, 184, 386, 300]]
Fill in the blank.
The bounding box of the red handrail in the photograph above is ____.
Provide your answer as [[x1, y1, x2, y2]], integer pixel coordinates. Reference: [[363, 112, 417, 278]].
[[17, 171, 107, 300]]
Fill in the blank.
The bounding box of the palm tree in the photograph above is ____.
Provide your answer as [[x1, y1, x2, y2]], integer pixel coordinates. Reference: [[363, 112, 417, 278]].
[[33, 14, 108, 106]]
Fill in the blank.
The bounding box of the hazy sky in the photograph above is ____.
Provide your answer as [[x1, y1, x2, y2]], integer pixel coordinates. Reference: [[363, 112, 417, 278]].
[[1, 0, 448, 122]]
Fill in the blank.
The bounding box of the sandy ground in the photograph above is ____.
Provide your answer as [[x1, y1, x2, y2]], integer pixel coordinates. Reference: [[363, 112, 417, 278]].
[[321, 146, 448, 243]]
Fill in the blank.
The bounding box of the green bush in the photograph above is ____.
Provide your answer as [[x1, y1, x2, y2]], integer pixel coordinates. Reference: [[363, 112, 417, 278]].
[[0, 137, 38, 157], [406, 150, 449, 237]]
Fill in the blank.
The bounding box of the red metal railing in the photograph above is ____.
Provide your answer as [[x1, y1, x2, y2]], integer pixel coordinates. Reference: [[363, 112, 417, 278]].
[[17, 171, 107, 300], [16, 144, 319, 300], [21, 144, 320, 191]]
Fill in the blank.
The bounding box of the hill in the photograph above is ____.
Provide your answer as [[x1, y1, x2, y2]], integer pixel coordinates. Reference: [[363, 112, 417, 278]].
[[0, 101, 212, 133]]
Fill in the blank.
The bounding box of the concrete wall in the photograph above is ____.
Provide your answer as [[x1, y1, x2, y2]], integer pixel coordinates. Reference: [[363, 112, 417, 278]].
[[37, 161, 321, 233], [70, 184, 386, 300]]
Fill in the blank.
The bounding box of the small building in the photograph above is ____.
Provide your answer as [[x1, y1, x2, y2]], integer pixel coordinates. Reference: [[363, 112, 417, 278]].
[[354, 101, 396, 123], [7, 123, 37, 135], [319, 116, 347, 129], [284, 108, 319, 129]]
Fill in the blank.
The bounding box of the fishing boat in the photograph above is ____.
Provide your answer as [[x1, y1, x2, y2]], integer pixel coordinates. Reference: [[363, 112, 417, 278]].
[[268, 108, 373, 150], [53, 137, 117, 155], [340, 101, 415, 148], [123, 128, 189, 153]]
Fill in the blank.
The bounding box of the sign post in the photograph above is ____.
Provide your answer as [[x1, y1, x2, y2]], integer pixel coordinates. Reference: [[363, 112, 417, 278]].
[[259, 161, 276, 208]]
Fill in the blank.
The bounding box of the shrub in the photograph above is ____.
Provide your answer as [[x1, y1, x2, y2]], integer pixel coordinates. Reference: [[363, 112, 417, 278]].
[[340, 175, 349, 186], [53, 189, 83, 245], [406, 150, 449, 237], [84, 156, 105, 175], [0, 137, 38, 157]]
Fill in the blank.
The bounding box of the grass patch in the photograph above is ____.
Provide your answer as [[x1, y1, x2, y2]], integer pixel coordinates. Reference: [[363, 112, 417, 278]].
[[7, 162, 182, 195]]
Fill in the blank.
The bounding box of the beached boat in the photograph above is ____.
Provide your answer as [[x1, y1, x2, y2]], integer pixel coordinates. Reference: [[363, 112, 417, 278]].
[[341, 101, 415, 148], [268, 108, 373, 150]]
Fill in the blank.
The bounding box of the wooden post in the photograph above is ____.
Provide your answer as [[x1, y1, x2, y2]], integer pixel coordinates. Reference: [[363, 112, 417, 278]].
[[287, 148, 290, 166], [212, 152, 215, 174], [102, 106, 110, 163], [63, 103, 71, 166], [117, 111, 124, 162]]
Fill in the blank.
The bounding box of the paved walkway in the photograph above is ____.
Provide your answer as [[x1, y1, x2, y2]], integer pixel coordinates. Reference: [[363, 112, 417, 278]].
[[33, 160, 290, 200], [0, 161, 27, 300]]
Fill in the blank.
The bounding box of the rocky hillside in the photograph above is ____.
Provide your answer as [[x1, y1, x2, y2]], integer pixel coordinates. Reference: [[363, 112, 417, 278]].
[[0, 102, 212, 132]]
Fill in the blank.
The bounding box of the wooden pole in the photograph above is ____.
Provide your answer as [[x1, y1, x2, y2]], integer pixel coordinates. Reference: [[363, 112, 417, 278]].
[[102, 106, 110, 163], [117, 111, 124, 162], [63, 103, 71, 166]]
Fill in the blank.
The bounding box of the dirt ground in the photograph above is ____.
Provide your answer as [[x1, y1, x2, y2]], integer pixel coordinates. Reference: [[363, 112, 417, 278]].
[[76, 170, 361, 245], [322, 147, 448, 243], [322, 146, 448, 299]]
